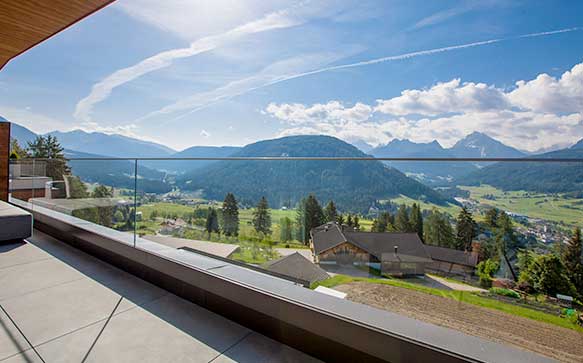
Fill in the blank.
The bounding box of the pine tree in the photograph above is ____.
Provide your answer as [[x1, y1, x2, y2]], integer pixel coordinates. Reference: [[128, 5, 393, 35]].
[[27, 135, 68, 180], [336, 214, 345, 225], [221, 193, 239, 236], [562, 228, 583, 295], [409, 203, 424, 240], [252, 196, 272, 235], [353, 215, 360, 230], [424, 208, 454, 248], [205, 208, 220, 236], [91, 185, 114, 227], [346, 214, 354, 228], [371, 212, 390, 232], [296, 194, 324, 244], [495, 212, 517, 255], [10, 138, 28, 159], [324, 200, 338, 223], [395, 205, 411, 232], [484, 208, 499, 228], [455, 206, 477, 251], [279, 217, 293, 242]]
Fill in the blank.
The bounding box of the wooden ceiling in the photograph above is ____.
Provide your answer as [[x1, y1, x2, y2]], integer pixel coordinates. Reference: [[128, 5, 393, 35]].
[[0, 0, 115, 70]]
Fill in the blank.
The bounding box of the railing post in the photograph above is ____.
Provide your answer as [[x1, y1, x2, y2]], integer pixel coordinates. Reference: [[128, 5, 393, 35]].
[[0, 122, 10, 202], [133, 158, 138, 248]]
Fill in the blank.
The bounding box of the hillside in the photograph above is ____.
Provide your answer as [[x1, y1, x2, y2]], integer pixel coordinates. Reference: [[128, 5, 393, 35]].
[[65, 150, 171, 194], [47, 130, 175, 158], [459, 148, 583, 193], [144, 145, 242, 173], [179, 135, 450, 212]]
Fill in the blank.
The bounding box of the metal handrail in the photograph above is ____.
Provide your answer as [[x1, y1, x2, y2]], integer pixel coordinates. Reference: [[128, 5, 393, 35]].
[[13, 156, 583, 162]]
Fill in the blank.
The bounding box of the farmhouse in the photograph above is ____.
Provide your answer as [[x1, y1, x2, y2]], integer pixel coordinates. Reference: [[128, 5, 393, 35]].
[[310, 223, 433, 276], [424, 244, 479, 277]]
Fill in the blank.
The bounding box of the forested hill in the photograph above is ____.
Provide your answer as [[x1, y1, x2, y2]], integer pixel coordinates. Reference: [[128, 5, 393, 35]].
[[458, 147, 583, 193], [178, 135, 450, 212]]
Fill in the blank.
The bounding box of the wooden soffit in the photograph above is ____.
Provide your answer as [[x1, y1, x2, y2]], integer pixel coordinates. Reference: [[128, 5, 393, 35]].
[[0, 0, 115, 70]]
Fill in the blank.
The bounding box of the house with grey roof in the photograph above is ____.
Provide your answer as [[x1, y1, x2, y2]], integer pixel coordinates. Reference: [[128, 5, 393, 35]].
[[424, 244, 479, 277], [262, 252, 329, 286], [310, 222, 433, 276]]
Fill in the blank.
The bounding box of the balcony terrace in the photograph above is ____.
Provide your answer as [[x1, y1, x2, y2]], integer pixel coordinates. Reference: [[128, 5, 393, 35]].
[[0, 230, 319, 363]]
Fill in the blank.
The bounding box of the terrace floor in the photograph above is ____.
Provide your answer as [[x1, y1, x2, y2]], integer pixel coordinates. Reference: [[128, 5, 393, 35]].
[[0, 230, 321, 363]]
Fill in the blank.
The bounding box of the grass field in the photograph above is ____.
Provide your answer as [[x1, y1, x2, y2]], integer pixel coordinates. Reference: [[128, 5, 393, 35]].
[[312, 274, 583, 333], [388, 195, 461, 217], [460, 185, 583, 226]]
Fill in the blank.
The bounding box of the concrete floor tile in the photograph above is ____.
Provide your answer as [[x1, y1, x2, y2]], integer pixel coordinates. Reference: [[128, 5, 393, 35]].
[[1, 278, 125, 346], [0, 309, 30, 360], [213, 332, 322, 363], [0, 258, 83, 301], [0, 242, 52, 270], [37, 294, 251, 363], [0, 350, 43, 363]]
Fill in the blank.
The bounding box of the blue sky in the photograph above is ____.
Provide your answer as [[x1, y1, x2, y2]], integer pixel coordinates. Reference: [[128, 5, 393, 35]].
[[1, 0, 582, 152]]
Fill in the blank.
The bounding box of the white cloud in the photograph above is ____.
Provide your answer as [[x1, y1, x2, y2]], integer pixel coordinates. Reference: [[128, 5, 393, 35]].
[[265, 101, 372, 125], [374, 79, 509, 116], [268, 61, 583, 151], [508, 62, 583, 114]]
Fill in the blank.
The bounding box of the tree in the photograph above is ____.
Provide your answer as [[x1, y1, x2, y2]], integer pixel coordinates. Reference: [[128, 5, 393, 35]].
[[205, 208, 220, 236], [519, 253, 577, 297], [296, 194, 324, 244], [221, 193, 239, 236], [346, 214, 354, 228], [484, 208, 499, 228], [27, 135, 68, 181], [476, 259, 499, 288], [280, 217, 293, 242], [91, 185, 114, 227], [409, 203, 423, 241], [562, 228, 583, 295], [336, 214, 345, 225], [371, 213, 388, 232], [455, 206, 477, 251], [495, 212, 517, 255], [353, 215, 360, 230], [424, 208, 454, 248], [10, 138, 27, 159], [252, 196, 272, 235], [67, 175, 89, 199], [324, 200, 338, 223], [394, 205, 411, 232]]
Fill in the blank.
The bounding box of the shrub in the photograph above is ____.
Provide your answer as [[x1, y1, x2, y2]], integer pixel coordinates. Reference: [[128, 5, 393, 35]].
[[490, 287, 520, 299], [477, 259, 499, 288]]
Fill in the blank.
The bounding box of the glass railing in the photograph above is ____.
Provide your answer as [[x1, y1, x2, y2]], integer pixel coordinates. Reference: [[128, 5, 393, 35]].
[[8, 156, 583, 361]]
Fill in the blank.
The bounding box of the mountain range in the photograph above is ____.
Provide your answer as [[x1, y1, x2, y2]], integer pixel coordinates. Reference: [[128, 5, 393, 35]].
[[5, 117, 583, 197], [367, 132, 526, 185], [178, 135, 451, 212]]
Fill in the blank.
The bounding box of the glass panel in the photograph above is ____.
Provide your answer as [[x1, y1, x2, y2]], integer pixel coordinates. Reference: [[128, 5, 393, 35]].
[[132, 157, 583, 360], [27, 158, 137, 241]]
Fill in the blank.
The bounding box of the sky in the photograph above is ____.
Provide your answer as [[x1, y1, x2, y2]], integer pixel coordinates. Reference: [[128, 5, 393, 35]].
[[1, 0, 582, 152]]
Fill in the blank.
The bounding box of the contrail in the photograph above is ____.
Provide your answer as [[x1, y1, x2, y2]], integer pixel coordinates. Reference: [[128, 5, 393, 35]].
[[148, 26, 582, 123], [262, 27, 582, 89]]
